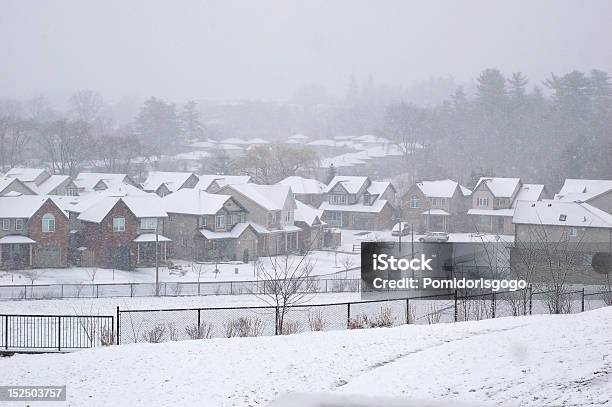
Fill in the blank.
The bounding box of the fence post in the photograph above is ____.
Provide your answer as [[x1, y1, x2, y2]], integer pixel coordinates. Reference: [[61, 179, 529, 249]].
[[230, 282, 233, 295], [275, 306, 279, 335], [347, 302, 351, 328], [491, 292, 496, 319], [529, 285, 533, 315], [581, 288, 585, 313], [197, 309, 201, 328], [523, 287, 527, 316], [130, 283, 134, 298], [325, 280, 328, 293], [454, 290, 458, 322], [96, 284, 99, 298], [4, 315, 7, 350], [61, 284, 64, 298], [198, 282, 201, 296], [57, 316, 61, 351], [116, 306, 120, 345], [405, 298, 410, 324]]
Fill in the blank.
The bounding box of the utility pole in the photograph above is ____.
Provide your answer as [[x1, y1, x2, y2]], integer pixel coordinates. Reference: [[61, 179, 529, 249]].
[[155, 220, 159, 296]]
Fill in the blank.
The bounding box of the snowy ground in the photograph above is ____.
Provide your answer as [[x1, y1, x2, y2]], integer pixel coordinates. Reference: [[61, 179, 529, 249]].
[[1, 308, 610, 406], [0, 250, 359, 286]]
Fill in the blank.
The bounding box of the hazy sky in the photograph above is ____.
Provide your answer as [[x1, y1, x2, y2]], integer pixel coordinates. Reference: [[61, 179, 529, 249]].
[[2, 0, 612, 102]]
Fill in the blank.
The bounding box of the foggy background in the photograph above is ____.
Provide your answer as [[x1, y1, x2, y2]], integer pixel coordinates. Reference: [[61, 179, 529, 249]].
[[2, 0, 612, 102]]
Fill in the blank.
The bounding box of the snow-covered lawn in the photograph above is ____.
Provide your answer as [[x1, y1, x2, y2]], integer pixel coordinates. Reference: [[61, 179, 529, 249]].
[[2, 308, 610, 406], [0, 250, 359, 286]]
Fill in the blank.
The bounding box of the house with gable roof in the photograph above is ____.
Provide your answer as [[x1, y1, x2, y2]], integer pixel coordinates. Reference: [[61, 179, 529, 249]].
[[0, 195, 69, 269], [162, 188, 257, 261], [277, 176, 326, 207], [67, 194, 169, 269], [468, 177, 545, 235], [400, 179, 472, 233], [142, 171, 199, 197], [4, 167, 78, 196], [217, 183, 300, 255], [73, 172, 139, 195], [319, 176, 396, 230]]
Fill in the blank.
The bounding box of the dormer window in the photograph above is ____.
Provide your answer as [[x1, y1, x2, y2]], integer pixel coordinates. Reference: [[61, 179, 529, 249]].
[[410, 196, 420, 209], [216, 214, 226, 229], [477, 197, 489, 207]]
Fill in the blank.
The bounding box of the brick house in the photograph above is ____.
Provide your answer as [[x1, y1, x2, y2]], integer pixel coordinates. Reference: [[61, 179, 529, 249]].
[[468, 177, 545, 235], [294, 200, 325, 251], [400, 179, 472, 233], [319, 176, 396, 230], [0, 195, 69, 269], [70, 195, 169, 269], [217, 184, 300, 256], [162, 188, 258, 262]]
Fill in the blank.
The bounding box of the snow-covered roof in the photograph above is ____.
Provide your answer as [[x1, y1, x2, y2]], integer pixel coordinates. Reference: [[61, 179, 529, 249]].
[[277, 176, 326, 195], [513, 200, 612, 228], [320, 199, 388, 214], [77, 196, 167, 223], [32, 175, 74, 195], [133, 233, 171, 242], [325, 176, 369, 194], [0, 235, 37, 244], [198, 222, 269, 240], [247, 138, 269, 144], [294, 201, 324, 226], [422, 209, 450, 216], [0, 178, 36, 195], [221, 138, 249, 145], [142, 171, 197, 193], [189, 140, 217, 149], [416, 179, 470, 198], [307, 139, 336, 147], [555, 179, 612, 202], [512, 184, 545, 207], [285, 139, 300, 144], [468, 208, 515, 217], [195, 175, 251, 190], [289, 134, 309, 140], [171, 151, 210, 161], [74, 173, 133, 192], [0, 195, 63, 218], [226, 184, 294, 211], [4, 167, 48, 183], [367, 181, 393, 196], [475, 177, 521, 198], [162, 189, 231, 215]]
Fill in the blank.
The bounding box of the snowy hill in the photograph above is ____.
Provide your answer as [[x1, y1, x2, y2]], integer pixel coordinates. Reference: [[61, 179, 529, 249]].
[[2, 308, 611, 406]]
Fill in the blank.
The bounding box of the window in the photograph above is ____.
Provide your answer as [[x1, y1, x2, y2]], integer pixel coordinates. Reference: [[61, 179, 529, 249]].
[[430, 198, 444, 207], [270, 211, 277, 224], [140, 218, 158, 230], [113, 217, 125, 232], [66, 188, 78, 196], [478, 215, 491, 226], [42, 213, 55, 233], [569, 227, 578, 237], [329, 195, 347, 205], [410, 196, 420, 209], [2, 219, 9, 231], [216, 214, 226, 229], [201, 216, 207, 227], [326, 211, 342, 227], [496, 198, 509, 207], [15, 219, 23, 231], [477, 197, 489, 207], [284, 211, 292, 222]]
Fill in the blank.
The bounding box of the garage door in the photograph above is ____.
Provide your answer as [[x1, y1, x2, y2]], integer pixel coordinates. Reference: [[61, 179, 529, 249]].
[[35, 245, 61, 267]]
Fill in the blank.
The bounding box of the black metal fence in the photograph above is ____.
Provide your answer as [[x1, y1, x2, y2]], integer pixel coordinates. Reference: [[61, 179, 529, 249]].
[[116, 288, 612, 345], [0, 278, 362, 301], [0, 314, 114, 351]]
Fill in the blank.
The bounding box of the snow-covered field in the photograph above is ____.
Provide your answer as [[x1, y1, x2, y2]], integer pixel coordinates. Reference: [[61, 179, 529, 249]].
[[2, 307, 610, 406], [0, 250, 359, 286]]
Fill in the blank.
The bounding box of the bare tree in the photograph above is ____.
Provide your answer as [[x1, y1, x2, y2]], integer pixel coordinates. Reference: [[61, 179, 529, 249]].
[[341, 255, 355, 278]]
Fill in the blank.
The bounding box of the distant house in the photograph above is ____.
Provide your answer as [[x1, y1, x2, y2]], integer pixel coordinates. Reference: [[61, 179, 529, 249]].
[[73, 172, 139, 195], [0, 195, 69, 269], [4, 167, 78, 196], [217, 184, 300, 255], [277, 176, 326, 207], [195, 175, 252, 193], [162, 189, 257, 262], [400, 179, 471, 233], [554, 179, 612, 214], [69, 195, 168, 269], [319, 176, 396, 230], [468, 177, 545, 235], [512, 200, 612, 284], [142, 171, 199, 197]]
